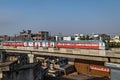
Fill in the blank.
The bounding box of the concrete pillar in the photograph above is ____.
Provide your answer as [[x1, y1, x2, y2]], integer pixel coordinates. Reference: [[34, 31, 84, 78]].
[[28, 54, 34, 63], [0, 71, 3, 79], [105, 62, 120, 80]]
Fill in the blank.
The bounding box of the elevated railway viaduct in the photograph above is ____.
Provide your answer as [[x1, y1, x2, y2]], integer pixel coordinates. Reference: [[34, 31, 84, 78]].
[[0, 46, 120, 80]]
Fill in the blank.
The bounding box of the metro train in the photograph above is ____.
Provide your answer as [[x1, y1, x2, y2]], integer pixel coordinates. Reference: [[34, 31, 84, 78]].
[[1, 40, 108, 50]]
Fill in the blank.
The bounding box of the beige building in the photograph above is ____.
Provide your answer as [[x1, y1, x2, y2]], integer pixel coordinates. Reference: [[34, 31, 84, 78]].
[[63, 36, 72, 41], [110, 35, 120, 43]]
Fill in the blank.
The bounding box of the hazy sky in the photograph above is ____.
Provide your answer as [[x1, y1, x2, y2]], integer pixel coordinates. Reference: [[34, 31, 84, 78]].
[[0, 0, 120, 36]]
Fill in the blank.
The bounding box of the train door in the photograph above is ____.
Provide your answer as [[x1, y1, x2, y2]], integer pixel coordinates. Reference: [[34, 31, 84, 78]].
[[42, 41, 48, 48], [50, 42, 54, 48], [99, 42, 105, 49], [28, 42, 34, 47], [24, 42, 28, 47]]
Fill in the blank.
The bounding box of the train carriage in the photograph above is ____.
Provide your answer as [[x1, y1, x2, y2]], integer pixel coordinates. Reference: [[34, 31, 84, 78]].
[[2, 41, 24, 47], [55, 40, 100, 49], [1, 40, 107, 50]]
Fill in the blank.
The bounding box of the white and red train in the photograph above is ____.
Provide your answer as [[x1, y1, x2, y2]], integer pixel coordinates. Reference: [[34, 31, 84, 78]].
[[1, 40, 108, 50]]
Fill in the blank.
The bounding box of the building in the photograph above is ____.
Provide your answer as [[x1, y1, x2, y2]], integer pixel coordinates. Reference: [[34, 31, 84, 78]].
[[89, 33, 99, 40], [32, 31, 49, 40], [55, 35, 63, 41], [0, 30, 49, 41], [63, 36, 74, 41], [110, 35, 120, 43], [74, 34, 80, 40], [0, 36, 4, 41], [74, 36, 80, 40], [112, 35, 120, 40], [0, 35, 9, 41], [19, 30, 32, 41], [74, 34, 90, 40], [2, 63, 43, 80]]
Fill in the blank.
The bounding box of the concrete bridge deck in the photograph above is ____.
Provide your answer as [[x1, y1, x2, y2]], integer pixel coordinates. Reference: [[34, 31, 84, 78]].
[[0, 46, 120, 63]]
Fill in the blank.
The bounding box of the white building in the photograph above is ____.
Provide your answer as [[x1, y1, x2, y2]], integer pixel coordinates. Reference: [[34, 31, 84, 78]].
[[74, 33, 83, 40], [113, 35, 120, 40], [55, 36, 63, 41], [63, 36, 73, 41], [74, 36, 79, 40], [110, 35, 120, 43]]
